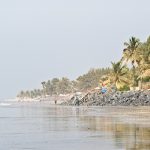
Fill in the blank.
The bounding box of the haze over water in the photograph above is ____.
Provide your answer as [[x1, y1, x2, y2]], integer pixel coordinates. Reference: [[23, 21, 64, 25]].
[[0, 102, 150, 150]]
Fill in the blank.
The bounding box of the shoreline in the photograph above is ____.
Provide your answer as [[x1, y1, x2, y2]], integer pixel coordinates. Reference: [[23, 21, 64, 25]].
[[15, 90, 150, 107]]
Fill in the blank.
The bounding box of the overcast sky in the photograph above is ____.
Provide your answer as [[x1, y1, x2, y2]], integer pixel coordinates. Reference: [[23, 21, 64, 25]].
[[0, 0, 150, 99]]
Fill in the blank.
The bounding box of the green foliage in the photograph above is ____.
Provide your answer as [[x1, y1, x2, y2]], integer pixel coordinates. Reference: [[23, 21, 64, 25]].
[[122, 36, 150, 88], [137, 37, 150, 79], [123, 37, 141, 66], [76, 68, 111, 91], [142, 76, 150, 82], [109, 61, 130, 89], [17, 68, 111, 99], [17, 36, 150, 99], [119, 85, 130, 91]]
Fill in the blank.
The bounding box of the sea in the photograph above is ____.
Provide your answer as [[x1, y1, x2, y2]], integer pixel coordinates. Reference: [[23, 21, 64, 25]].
[[0, 100, 150, 150]]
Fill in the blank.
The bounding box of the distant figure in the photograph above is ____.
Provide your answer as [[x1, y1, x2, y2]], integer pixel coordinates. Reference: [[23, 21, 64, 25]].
[[54, 100, 57, 105], [76, 96, 80, 106], [74, 92, 81, 106], [101, 83, 107, 94]]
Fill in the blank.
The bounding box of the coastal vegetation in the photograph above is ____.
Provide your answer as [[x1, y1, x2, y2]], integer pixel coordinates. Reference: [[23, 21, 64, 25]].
[[17, 68, 110, 99], [17, 36, 150, 99], [109, 61, 129, 90]]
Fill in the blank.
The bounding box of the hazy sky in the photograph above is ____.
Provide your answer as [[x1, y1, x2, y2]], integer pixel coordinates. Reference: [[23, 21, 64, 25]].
[[0, 0, 150, 99]]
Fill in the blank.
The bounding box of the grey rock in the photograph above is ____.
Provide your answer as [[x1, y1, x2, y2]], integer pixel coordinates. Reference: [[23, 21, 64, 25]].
[[62, 90, 150, 106]]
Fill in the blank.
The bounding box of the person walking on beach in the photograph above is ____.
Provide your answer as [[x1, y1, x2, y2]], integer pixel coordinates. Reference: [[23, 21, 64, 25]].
[[76, 96, 80, 106], [54, 100, 57, 105]]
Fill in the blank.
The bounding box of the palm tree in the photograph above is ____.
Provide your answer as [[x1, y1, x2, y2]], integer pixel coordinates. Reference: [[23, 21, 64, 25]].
[[109, 61, 129, 90], [136, 37, 150, 89], [20, 91, 25, 99], [122, 37, 141, 87], [138, 48, 150, 80], [122, 37, 141, 65], [41, 81, 46, 97]]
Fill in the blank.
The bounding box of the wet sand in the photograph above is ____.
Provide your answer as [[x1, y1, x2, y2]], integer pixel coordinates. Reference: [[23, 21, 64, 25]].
[[0, 102, 150, 150]]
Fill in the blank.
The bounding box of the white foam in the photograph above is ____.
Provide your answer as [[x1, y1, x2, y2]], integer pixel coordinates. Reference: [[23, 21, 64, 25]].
[[0, 103, 11, 106]]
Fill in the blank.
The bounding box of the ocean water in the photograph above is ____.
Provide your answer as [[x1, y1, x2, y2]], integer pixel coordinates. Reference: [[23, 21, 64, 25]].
[[0, 102, 150, 150]]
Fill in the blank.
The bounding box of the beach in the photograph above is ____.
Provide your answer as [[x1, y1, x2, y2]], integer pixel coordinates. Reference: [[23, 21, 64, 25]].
[[0, 101, 150, 150]]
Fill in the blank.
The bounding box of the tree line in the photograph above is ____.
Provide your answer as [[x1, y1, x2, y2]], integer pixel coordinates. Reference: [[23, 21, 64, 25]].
[[109, 36, 150, 90], [17, 36, 150, 99], [17, 68, 111, 99]]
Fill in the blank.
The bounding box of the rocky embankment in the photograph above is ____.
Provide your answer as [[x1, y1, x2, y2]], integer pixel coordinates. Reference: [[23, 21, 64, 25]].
[[61, 90, 150, 106]]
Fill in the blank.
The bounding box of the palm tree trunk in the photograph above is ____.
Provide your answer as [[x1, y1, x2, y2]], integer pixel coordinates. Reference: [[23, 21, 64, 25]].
[[138, 80, 142, 90], [132, 65, 136, 88], [138, 79, 142, 90]]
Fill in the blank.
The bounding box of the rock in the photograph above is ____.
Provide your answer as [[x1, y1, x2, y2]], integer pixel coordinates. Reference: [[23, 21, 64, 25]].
[[62, 90, 150, 106]]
